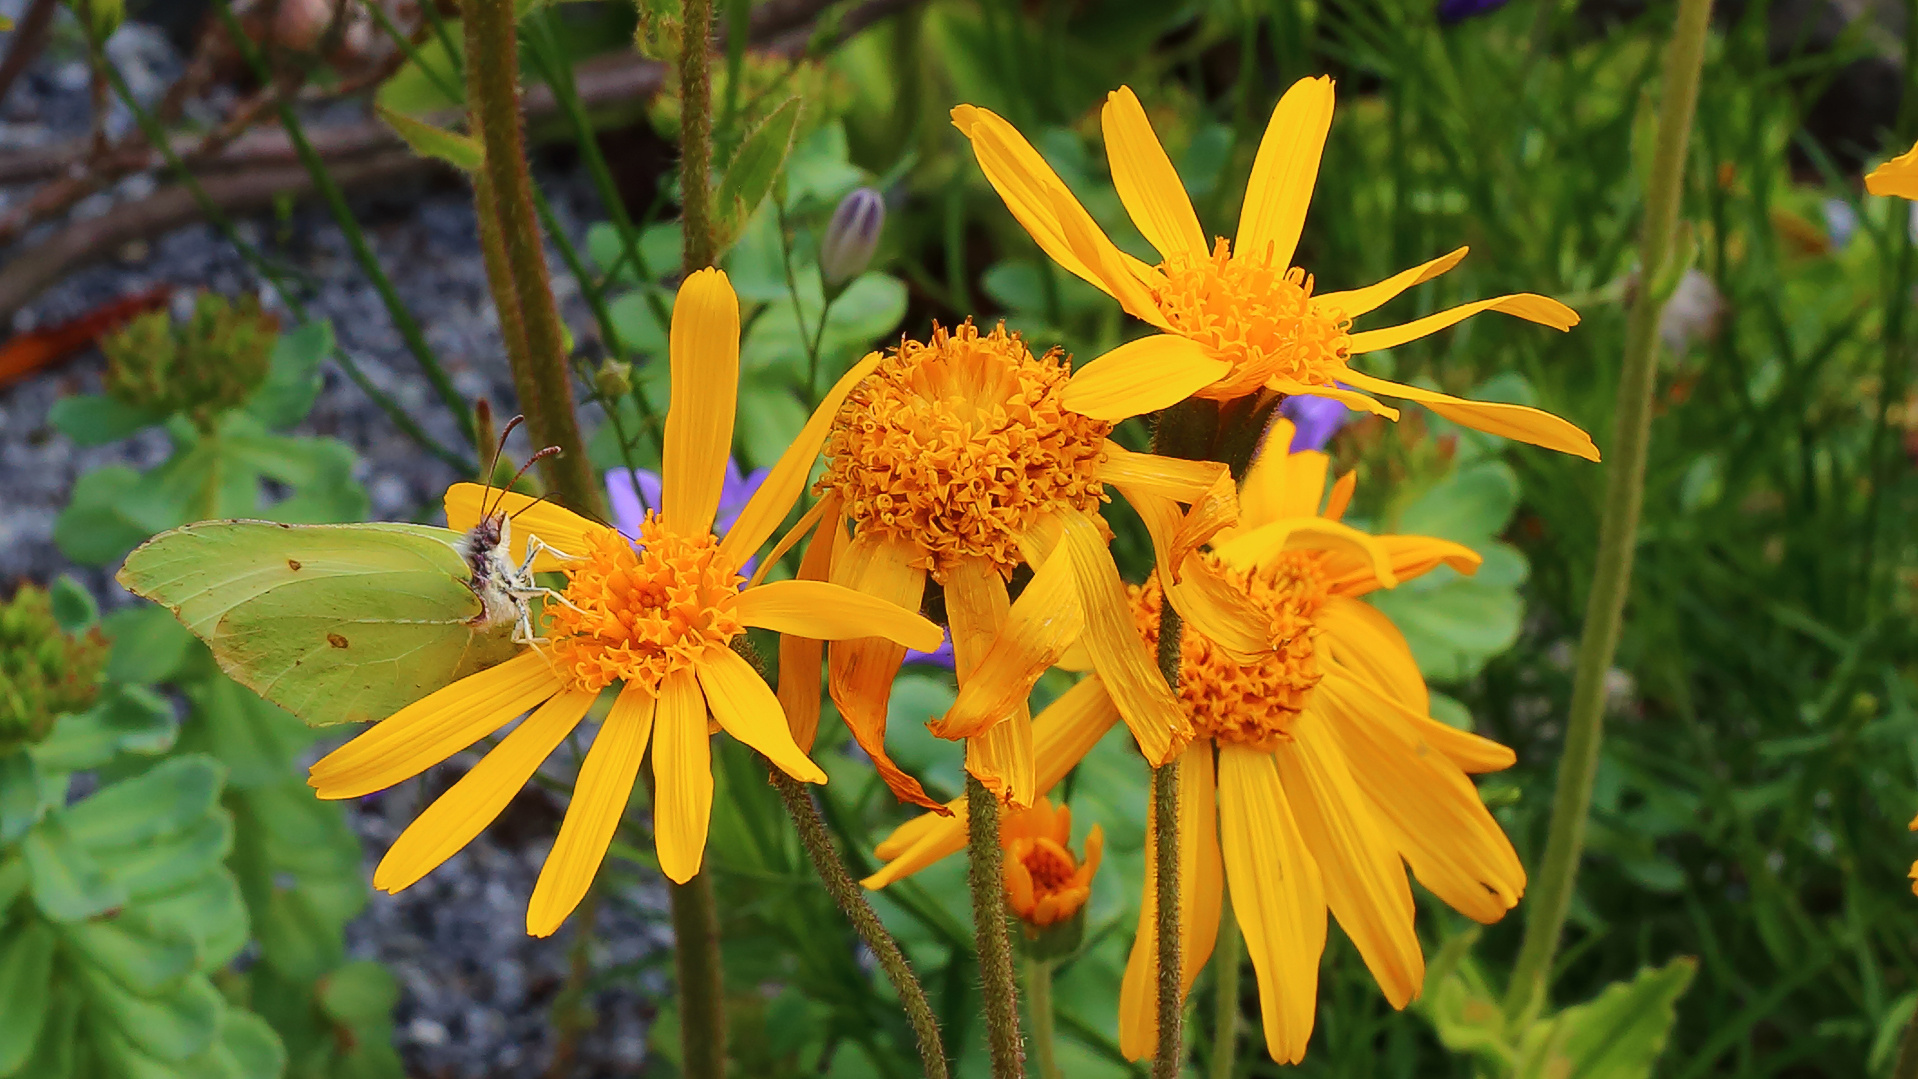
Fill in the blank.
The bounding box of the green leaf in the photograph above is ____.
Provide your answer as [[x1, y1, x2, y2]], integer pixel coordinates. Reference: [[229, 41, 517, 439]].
[[84, 966, 224, 1063], [216, 1010, 286, 1079], [101, 605, 198, 685], [317, 961, 400, 1031], [246, 320, 332, 429], [12, 979, 78, 1079], [136, 873, 249, 970], [714, 97, 804, 249], [0, 920, 56, 1076], [22, 817, 126, 923], [375, 104, 484, 172], [64, 755, 225, 852], [31, 684, 178, 773], [1369, 569, 1524, 682], [53, 466, 163, 566], [177, 677, 312, 790], [1393, 459, 1520, 547], [254, 884, 345, 982], [47, 394, 165, 447], [47, 576, 99, 634], [734, 380, 810, 469], [739, 272, 907, 381], [60, 910, 197, 995], [0, 753, 42, 846], [1514, 957, 1698, 1079], [103, 814, 234, 900]]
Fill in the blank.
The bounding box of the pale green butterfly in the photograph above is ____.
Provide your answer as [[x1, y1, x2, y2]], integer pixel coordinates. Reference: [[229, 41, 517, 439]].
[[117, 429, 575, 727]]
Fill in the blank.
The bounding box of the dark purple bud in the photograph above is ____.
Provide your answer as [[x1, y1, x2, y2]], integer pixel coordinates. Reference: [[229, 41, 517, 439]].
[[821, 187, 886, 286], [1438, 0, 1510, 23], [1279, 394, 1352, 453]]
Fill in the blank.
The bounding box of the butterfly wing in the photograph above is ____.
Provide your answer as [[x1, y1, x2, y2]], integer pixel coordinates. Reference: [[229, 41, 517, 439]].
[[118, 520, 523, 727]]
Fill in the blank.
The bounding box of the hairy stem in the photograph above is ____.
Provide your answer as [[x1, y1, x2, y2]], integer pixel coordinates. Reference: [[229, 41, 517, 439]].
[[461, 0, 602, 516], [1151, 606, 1184, 1079], [968, 776, 1024, 1079], [679, 0, 717, 270], [770, 768, 950, 1079], [667, 869, 727, 1079], [1502, 0, 1714, 1024]]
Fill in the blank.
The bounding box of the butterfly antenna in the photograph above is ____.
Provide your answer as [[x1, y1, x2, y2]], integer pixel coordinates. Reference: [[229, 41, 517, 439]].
[[482, 415, 529, 520]]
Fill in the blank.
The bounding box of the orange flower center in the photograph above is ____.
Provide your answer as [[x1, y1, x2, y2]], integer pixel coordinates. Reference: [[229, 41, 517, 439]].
[[1013, 837, 1080, 894], [1155, 239, 1350, 400], [819, 321, 1112, 582], [547, 519, 744, 693], [1131, 550, 1329, 750]]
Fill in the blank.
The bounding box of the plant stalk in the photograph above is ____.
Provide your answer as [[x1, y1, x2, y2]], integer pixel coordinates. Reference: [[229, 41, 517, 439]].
[[770, 768, 950, 1079], [460, 0, 602, 517], [1151, 606, 1184, 1079], [1208, 903, 1241, 1079], [667, 868, 727, 1079], [1025, 957, 1060, 1079], [1894, 1002, 1918, 1079], [679, 0, 718, 270], [968, 775, 1025, 1079], [1502, 0, 1714, 1025]]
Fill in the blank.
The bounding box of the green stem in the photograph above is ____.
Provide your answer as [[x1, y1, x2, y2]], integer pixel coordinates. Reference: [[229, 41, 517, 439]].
[[968, 776, 1025, 1079], [1025, 957, 1060, 1079], [460, 0, 603, 518], [1208, 903, 1241, 1079], [1150, 755, 1182, 1079], [679, 0, 718, 270], [1502, 0, 1714, 1025], [1894, 1002, 1918, 1079], [769, 769, 950, 1079], [668, 868, 728, 1079]]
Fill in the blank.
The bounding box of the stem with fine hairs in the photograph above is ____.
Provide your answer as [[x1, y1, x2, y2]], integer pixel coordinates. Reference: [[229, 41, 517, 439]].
[[969, 776, 1025, 1078]]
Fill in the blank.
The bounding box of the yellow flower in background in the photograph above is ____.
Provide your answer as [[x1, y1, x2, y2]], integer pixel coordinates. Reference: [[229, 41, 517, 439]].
[[1003, 796, 1103, 930], [1867, 139, 1918, 200], [952, 79, 1600, 461], [786, 321, 1268, 812], [307, 269, 941, 935], [864, 419, 1526, 1064]]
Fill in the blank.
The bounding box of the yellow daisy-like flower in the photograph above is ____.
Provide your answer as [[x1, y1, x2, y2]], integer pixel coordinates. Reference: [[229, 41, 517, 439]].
[[1003, 796, 1103, 930], [1867, 139, 1918, 200], [864, 419, 1525, 1063], [306, 269, 941, 936], [953, 79, 1599, 461], [787, 320, 1270, 812]]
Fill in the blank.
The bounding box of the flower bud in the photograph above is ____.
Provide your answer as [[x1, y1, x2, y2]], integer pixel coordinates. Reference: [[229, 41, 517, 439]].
[[103, 291, 276, 432], [594, 359, 634, 400], [820, 187, 886, 287], [0, 585, 108, 755], [1002, 797, 1101, 957]]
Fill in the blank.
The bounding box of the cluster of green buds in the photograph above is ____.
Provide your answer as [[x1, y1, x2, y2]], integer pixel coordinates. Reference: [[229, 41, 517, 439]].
[[0, 585, 107, 755], [103, 292, 277, 432]]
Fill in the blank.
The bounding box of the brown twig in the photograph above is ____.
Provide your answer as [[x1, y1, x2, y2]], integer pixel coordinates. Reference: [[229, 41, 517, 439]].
[[0, 0, 59, 113]]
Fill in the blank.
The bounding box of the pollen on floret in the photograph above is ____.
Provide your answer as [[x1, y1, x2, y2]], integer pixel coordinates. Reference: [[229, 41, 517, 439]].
[[547, 518, 744, 693], [818, 320, 1113, 582], [1154, 239, 1350, 398], [1131, 550, 1330, 750]]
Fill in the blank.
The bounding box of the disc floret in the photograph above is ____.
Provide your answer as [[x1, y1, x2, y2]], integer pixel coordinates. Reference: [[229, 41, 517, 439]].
[[1156, 239, 1351, 399]]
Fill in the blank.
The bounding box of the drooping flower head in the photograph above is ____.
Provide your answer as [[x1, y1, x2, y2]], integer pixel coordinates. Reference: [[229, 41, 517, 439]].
[[1003, 796, 1102, 930], [864, 419, 1525, 1064], [953, 80, 1600, 461], [308, 269, 940, 936], [1867, 139, 1918, 200], [787, 321, 1265, 812]]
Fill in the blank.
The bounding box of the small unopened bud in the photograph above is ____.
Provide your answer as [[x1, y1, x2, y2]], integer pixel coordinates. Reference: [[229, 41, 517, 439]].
[[821, 187, 886, 287], [594, 359, 634, 400], [0, 584, 108, 755], [103, 291, 276, 431]]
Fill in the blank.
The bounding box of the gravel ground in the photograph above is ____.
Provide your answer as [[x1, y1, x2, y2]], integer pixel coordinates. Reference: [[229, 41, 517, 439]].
[[1, 12, 670, 1076]]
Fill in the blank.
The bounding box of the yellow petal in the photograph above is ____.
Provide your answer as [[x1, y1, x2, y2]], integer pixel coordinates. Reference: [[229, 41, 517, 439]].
[[1169, 470, 1242, 559], [723, 353, 882, 564], [945, 556, 1036, 806], [1316, 595, 1428, 714], [738, 579, 943, 652], [1318, 672, 1524, 924], [652, 669, 714, 883], [309, 652, 562, 799], [1237, 442, 1329, 526], [1265, 378, 1401, 421], [1336, 369, 1599, 461], [1345, 293, 1578, 354], [1119, 481, 1270, 662], [1096, 440, 1230, 503], [747, 490, 830, 590], [1102, 87, 1208, 261], [1063, 334, 1230, 422], [1118, 741, 1223, 1060], [932, 544, 1081, 740], [863, 674, 1119, 889], [1213, 515, 1397, 589], [1866, 139, 1918, 199], [1236, 76, 1335, 270], [663, 267, 742, 535], [1048, 185, 1177, 329], [1274, 711, 1423, 1007], [1324, 469, 1356, 521], [826, 532, 944, 810], [1315, 659, 1515, 773], [526, 685, 655, 936], [1217, 745, 1324, 1065], [1312, 247, 1468, 319], [953, 104, 1161, 301], [776, 495, 842, 751], [372, 687, 595, 894], [1056, 507, 1191, 765], [1319, 533, 1481, 597], [697, 645, 826, 784], [444, 483, 603, 572]]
